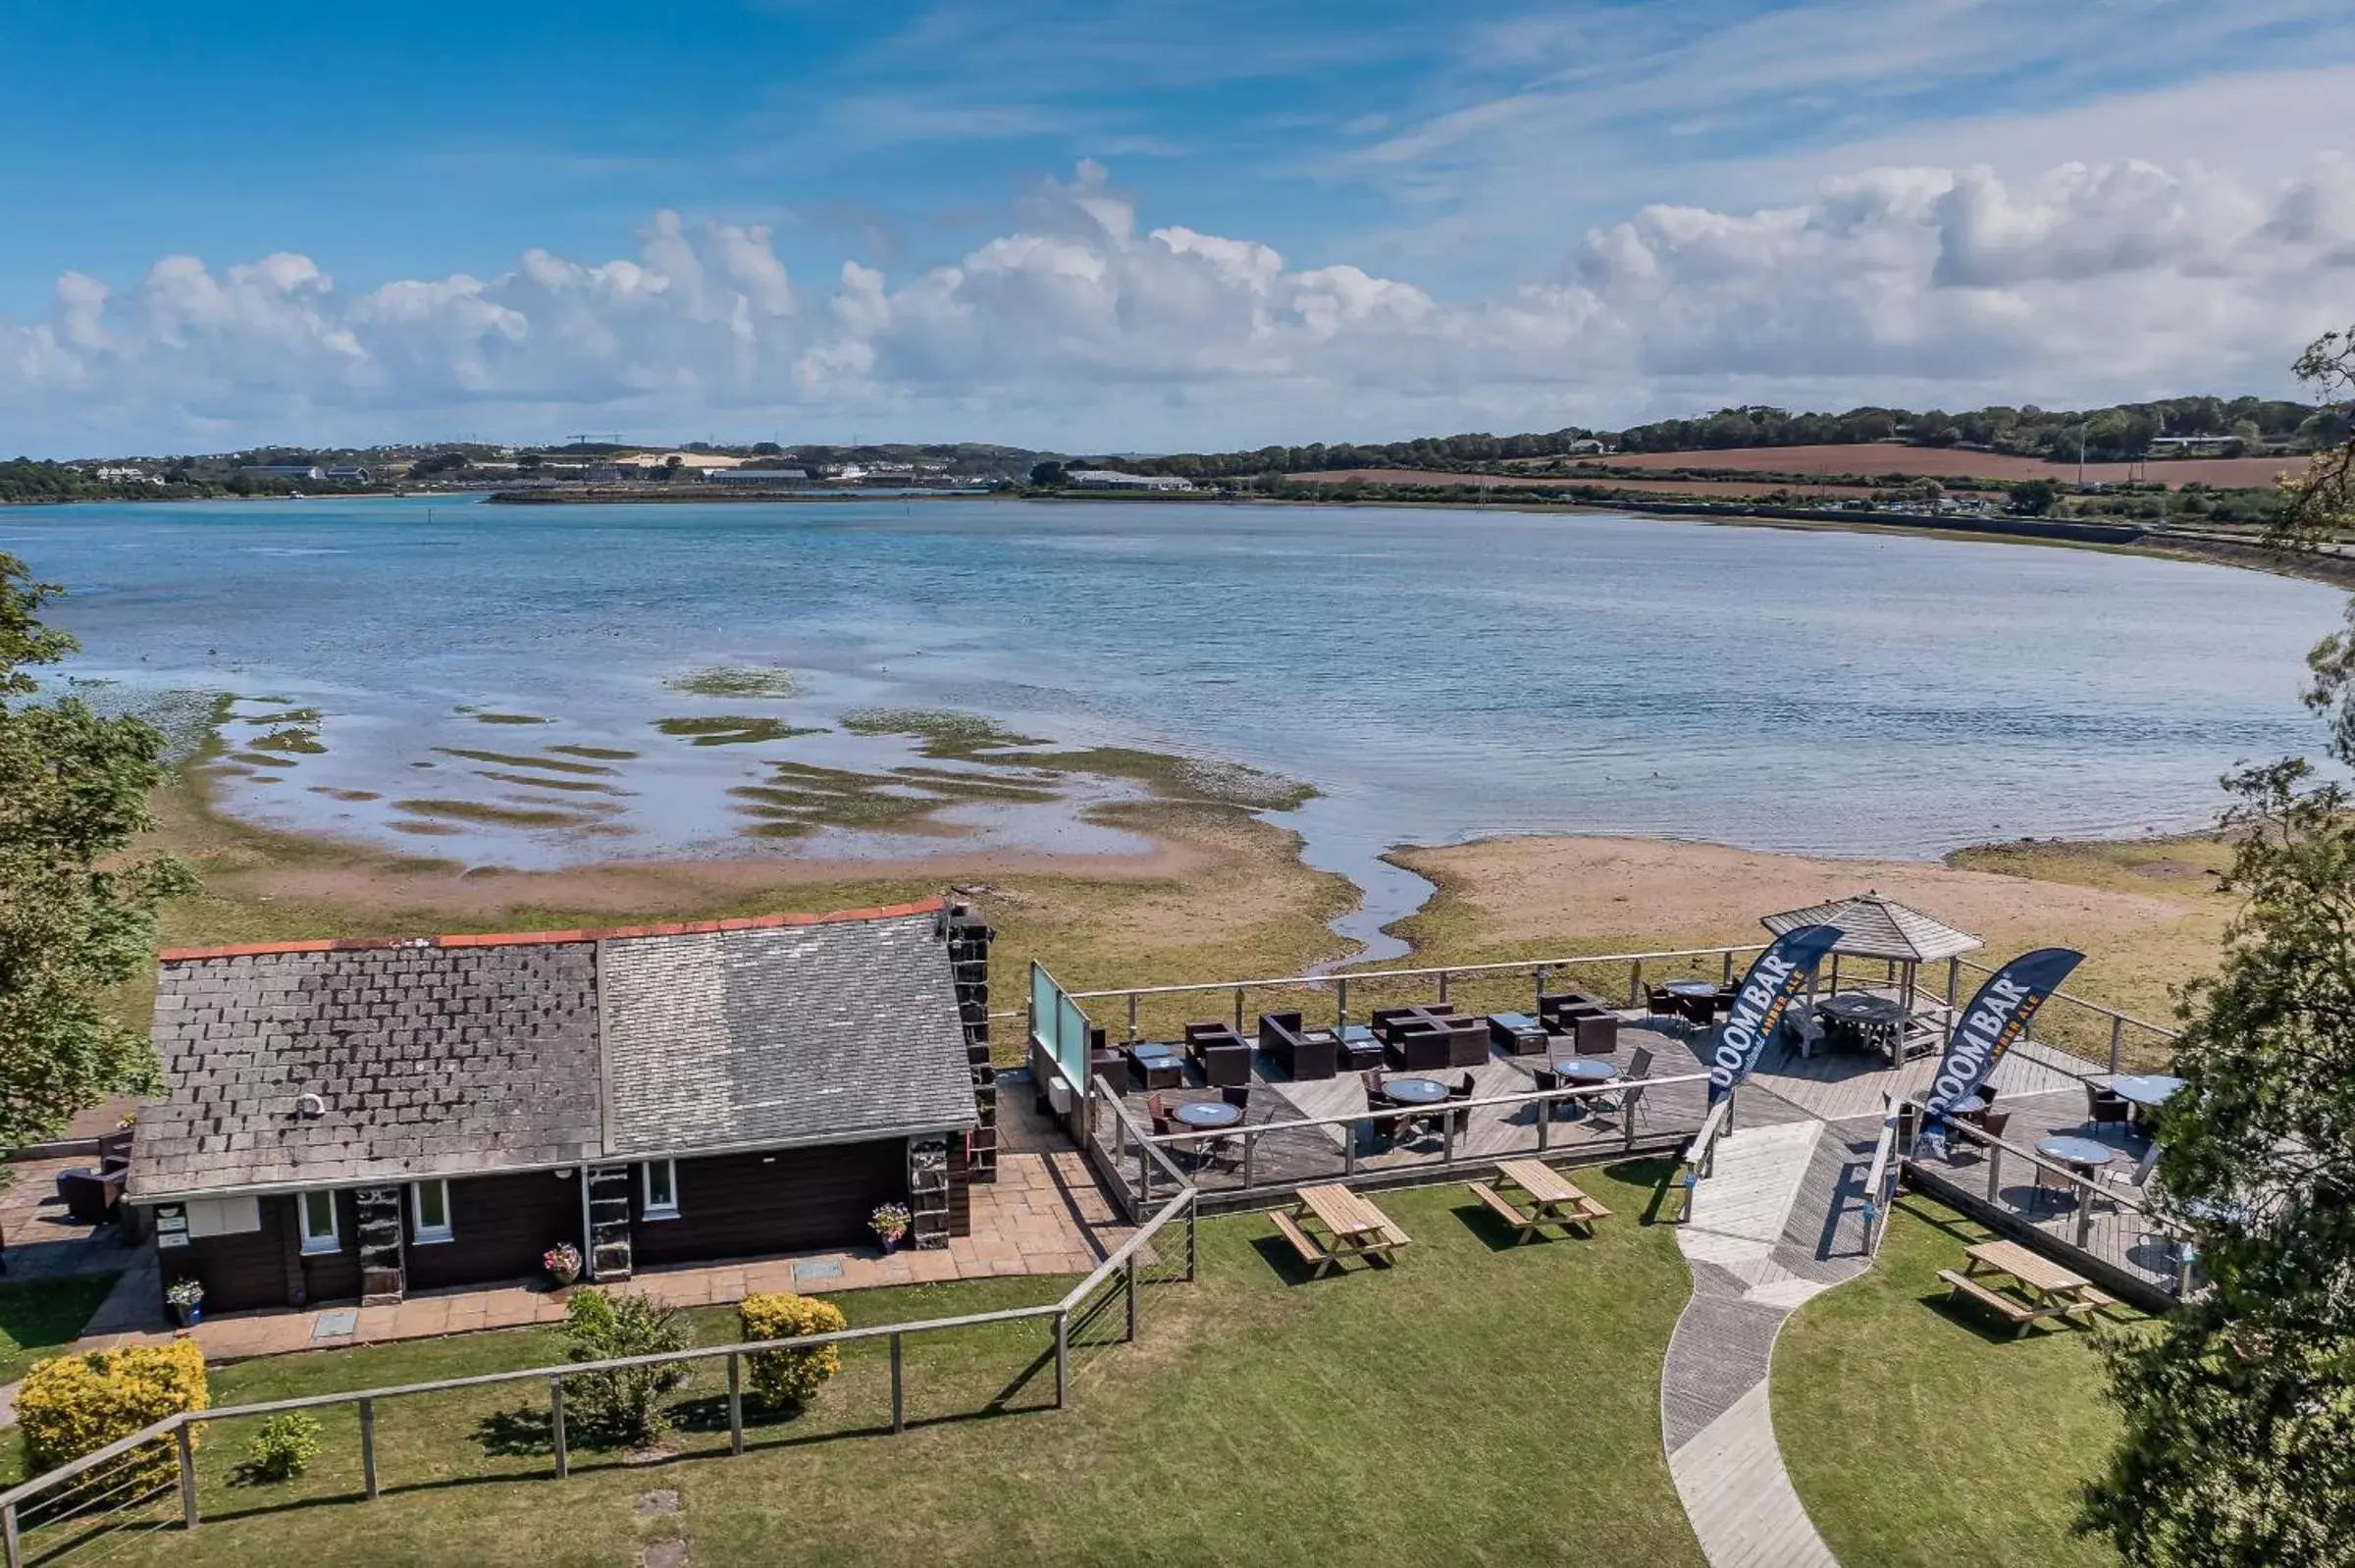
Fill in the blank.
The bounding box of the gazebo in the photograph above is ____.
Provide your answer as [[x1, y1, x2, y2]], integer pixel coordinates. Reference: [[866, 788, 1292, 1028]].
[[1759, 892, 1983, 1015]]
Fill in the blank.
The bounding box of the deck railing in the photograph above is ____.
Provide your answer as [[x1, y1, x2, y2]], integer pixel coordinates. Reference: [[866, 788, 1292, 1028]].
[[1900, 1112, 2192, 1300], [1861, 1099, 1903, 1255], [1088, 1064, 1716, 1210], [0, 1185, 1197, 1566], [1948, 955, 2179, 1073]]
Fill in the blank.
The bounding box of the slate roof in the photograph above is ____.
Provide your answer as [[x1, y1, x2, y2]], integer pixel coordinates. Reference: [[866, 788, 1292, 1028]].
[[131, 943, 603, 1201], [599, 912, 977, 1159], [129, 899, 972, 1201], [1759, 893, 1983, 965]]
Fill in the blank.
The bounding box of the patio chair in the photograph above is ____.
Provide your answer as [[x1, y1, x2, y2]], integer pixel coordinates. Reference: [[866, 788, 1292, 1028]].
[[1146, 1092, 1175, 1137], [2105, 1143, 2161, 1191], [1184, 1021, 1253, 1087], [1362, 1069, 1396, 1113], [2086, 1083, 2131, 1127], [1445, 1073, 1476, 1139], [1222, 1083, 1253, 1112], [1259, 1011, 1338, 1080], [2031, 1159, 2078, 1216], [1596, 1046, 1655, 1127], [1571, 1014, 1619, 1056], [1645, 985, 1681, 1021], [1386, 1024, 1454, 1072]]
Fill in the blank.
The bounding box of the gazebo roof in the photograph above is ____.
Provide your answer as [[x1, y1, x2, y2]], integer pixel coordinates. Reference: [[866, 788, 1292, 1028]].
[[1759, 892, 1983, 965]]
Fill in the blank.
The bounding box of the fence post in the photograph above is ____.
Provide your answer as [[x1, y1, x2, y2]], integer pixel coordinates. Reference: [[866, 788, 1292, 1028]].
[[1127, 993, 1139, 1043], [360, 1396, 379, 1499], [2, 1500, 17, 1568], [1125, 1254, 1139, 1342], [1442, 1111, 1456, 1165], [2109, 1016, 2124, 1073], [1140, 1139, 1152, 1206], [1537, 1096, 1549, 1151], [1344, 1122, 1358, 1176], [890, 1333, 905, 1434], [1233, 986, 1245, 1032], [177, 1420, 199, 1531], [1241, 1127, 1255, 1190], [1184, 1195, 1197, 1281], [1534, 965, 1546, 1008], [550, 1376, 568, 1480], [2075, 1182, 2095, 1248], [727, 1353, 744, 1455], [1628, 960, 1642, 1007], [1987, 1143, 2003, 1202], [1335, 975, 1348, 1032], [1437, 969, 1450, 1006], [1947, 959, 1961, 1008], [1721, 949, 1734, 983], [1054, 1312, 1070, 1409]]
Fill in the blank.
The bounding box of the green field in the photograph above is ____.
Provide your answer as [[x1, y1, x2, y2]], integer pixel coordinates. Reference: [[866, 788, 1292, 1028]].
[[1775, 1197, 2140, 1568]]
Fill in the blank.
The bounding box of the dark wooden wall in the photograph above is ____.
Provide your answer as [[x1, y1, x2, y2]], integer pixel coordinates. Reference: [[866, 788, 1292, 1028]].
[[407, 1171, 584, 1292], [630, 1140, 907, 1268]]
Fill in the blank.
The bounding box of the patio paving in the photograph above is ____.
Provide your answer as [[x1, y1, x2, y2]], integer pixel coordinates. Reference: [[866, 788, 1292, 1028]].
[[71, 1150, 1126, 1362], [0, 1151, 143, 1284]]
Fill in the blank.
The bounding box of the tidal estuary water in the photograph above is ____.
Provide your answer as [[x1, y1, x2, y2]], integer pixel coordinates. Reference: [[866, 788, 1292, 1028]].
[[6, 495, 2341, 955]]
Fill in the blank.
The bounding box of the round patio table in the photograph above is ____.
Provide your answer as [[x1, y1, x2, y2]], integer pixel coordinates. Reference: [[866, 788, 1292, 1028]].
[[2037, 1135, 2119, 1174], [1383, 1076, 1449, 1106], [1172, 1101, 1243, 1129], [1664, 979, 1720, 999], [1549, 1057, 1618, 1083], [2107, 1074, 2187, 1108]]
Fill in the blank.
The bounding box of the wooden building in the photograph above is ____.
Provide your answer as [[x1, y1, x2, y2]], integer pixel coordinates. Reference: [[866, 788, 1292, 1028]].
[[127, 899, 991, 1313]]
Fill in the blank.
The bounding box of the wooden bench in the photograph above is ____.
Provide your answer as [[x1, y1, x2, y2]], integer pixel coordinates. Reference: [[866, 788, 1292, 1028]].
[[1469, 1180, 1543, 1241], [1938, 1268, 2044, 1332], [2065, 1287, 2117, 1319], [1270, 1210, 1336, 1278]]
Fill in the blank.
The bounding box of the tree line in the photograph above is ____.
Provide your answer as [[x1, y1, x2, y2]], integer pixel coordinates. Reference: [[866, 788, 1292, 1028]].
[[1082, 394, 2350, 480]]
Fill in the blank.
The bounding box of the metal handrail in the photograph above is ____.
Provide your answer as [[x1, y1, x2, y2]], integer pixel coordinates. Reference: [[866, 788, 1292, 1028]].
[[1126, 1069, 1711, 1150], [1861, 1101, 1902, 1255], [1068, 943, 1763, 1004]]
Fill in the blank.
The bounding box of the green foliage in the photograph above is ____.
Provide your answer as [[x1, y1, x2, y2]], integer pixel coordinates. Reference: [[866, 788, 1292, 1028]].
[[241, 1412, 321, 1483], [18, 1339, 209, 1480], [2085, 329, 2355, 1568], [2078, 758, 2355, 1564], [560, 1287, 690, 1446], [1028, 459, 1066, 487], [0, 554, 197, 1148], [2011, 478, 2061, 515], [737, 1291, 846, 1410]]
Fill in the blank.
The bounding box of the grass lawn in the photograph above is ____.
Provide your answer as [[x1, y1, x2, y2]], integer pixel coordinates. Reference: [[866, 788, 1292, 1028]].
[[1773, 1196, 2143, 1568], [27, 1167, 1703, 1567], [0, 1275, 124, 1385]]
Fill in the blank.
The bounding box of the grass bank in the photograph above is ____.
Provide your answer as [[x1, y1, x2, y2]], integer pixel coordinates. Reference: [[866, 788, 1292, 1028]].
[[1775, 1195, 2141, 1568], [29, 1170, 1702, 1567]]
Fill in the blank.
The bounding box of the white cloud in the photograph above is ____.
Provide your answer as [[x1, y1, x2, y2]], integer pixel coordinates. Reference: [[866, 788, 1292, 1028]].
[[3, 155, 2352, 453]]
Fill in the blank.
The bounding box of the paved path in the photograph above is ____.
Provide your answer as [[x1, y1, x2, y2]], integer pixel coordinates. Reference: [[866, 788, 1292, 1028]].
[[1664, 1111, 1879, 1568]]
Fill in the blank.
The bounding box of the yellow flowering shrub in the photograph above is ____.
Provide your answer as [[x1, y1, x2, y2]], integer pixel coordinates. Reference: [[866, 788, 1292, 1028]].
[[18, 1340, 209, 1480], [737, 1291, 846, 1410]]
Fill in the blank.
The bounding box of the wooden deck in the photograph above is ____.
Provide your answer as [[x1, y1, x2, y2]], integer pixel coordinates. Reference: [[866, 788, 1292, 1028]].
[[1093, 1025, 1716, 1204]]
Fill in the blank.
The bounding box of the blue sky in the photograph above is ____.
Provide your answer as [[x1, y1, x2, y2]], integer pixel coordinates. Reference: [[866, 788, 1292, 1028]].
[[4, 0, 2354, 452]]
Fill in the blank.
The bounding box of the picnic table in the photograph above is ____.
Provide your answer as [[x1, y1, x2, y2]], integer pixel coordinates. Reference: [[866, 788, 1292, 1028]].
[[1939, 1239, 2114, 1333], [1469, 1160, 1614, 1242], [1268, 1183, 1411, 1278]]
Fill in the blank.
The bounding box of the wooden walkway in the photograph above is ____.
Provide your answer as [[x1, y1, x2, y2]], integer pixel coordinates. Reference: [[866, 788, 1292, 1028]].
[[1664, 1117, 1878, 1568]]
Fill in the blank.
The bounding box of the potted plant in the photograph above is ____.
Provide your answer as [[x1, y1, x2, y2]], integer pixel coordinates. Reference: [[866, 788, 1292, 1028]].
[[869, 1203, 912, 1255], [165, 1278, 204, 1328], [543, 1241, 583, 1288]]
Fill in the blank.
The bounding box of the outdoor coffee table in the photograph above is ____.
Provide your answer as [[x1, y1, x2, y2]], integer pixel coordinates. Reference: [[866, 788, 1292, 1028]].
[[1172, 1101, 1243, 1130], [1664, 978, 1721, 1024], [1127, 1046, 1183, 1090], [2037, 1134, 2120, 1194]]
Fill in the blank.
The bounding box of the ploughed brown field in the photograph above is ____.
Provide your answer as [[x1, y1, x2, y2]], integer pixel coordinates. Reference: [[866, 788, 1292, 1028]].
[[1580, 444, 2299, 488], [1289, 469, 2002, 498], [1292, 445, 2307, 492]]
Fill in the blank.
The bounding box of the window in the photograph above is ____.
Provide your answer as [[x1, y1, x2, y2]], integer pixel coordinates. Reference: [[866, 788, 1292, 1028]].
[[410, 1179, 452, 1244], [297, 1189, 340, 1255], [184, 1196, 261, 1238], [642, 1160, 679, 1221]]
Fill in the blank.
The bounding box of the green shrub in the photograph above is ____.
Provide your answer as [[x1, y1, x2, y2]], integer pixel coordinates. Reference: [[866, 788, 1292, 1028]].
[[242, 1412, 321, 1483], [17, 1340, 209, 1483], [561, 1288, 690, 1446], [738, 1291, 847, 1410]]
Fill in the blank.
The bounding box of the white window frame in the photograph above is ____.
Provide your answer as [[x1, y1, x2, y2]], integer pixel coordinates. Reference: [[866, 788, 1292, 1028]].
[[410, 1179, 453, 1245], [642, 1160, 679, 1221], [297, 1188, 340, 1255]]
